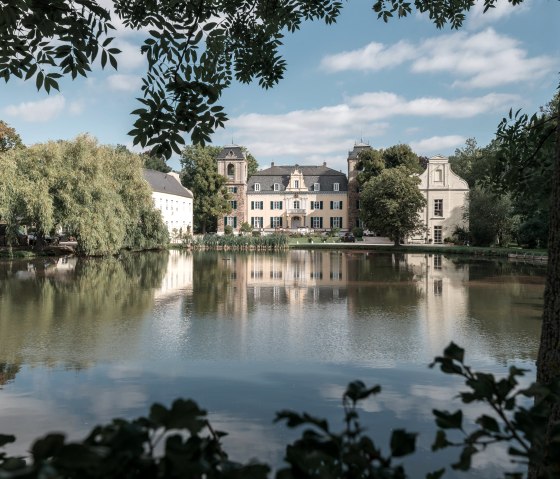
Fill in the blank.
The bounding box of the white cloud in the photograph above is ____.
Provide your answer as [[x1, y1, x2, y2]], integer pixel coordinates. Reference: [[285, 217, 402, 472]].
[[3, 95, 67, 122], [225, 91, 515, 168], [321, 28, 555, 89], [111, 39, 145, 71], [467, 0, 531, 29], [410, 135, 466, 154], [107, 74, 143, 92], [321, 40, 416, 72]]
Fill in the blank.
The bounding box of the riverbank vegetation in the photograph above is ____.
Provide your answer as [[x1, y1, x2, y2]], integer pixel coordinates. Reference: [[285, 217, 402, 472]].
[[182, 233, 288, 251], [0, 136, 168, 256]]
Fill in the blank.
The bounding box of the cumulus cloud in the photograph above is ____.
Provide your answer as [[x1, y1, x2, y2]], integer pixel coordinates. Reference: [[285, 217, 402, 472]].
[[107, 74, 143, 92], [321, 28, 554, 89], [3, 95, 68, 122], [224, 91, 516, 168], [410, 135, 466, 154]]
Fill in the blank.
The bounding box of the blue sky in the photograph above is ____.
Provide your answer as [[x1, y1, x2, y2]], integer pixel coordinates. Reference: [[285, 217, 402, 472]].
[[1, 0, 558, 172]]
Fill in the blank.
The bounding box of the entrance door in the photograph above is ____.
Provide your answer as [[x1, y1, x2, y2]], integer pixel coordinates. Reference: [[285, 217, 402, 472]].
[[292, 217, 301, 228], [434, 226, 443, 244]]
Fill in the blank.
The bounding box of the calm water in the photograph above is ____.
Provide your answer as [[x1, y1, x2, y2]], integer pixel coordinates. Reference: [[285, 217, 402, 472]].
[[0, 250, 545, 476]]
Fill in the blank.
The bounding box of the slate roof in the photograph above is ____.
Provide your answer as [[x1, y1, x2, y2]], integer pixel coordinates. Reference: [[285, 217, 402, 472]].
[[347, 142, 372, 159], [143, 169, 193, 198], [247, 165, 348, 193], [217, 144, 246, 160]]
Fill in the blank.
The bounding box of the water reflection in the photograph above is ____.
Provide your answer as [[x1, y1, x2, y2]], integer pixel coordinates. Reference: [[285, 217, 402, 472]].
[[0, 250, 546, 477]]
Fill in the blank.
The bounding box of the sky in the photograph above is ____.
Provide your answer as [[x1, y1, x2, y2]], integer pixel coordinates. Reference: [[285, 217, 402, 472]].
[[1, 0, 558, 173]]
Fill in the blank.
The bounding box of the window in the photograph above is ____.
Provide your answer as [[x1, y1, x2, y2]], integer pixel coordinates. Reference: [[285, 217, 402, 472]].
[[224, 216, 237, 228], [310, 271, 323, 279], [293, 200, 301, 209], [254, 183, 261, 192], [271, 217, 283, 228], [330, 200, 343, 210], [227, 163, 235, 178], [311, 217, 323, 229], [251, 201, 264, 210], [270, 270, 283, 279], [251, 217, 264, 228], [434, 226, 443, 244], [311, 201, 323, 209], [435, 169, 443, 182], [229, 200, 237, 210], [273, 183, 280, 191], [434, 199, 443, 217], [434, 254, 442, 270], [434, 279, 443, 295], [227, 186, 238, 194], [270, 201, 283, 210], [330, 217, 342, 228], [294, 180, 299, 188], [333, 182, 340, 191], [313, 183, 320, 191]]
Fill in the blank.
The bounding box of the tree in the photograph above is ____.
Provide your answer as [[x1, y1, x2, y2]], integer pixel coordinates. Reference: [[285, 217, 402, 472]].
[[382, 144, 422, 173], [464, 186, 518, 247], [141, 152, 172, 173], [180, 145, 231, 234], [449, 138, 494, 188], [360, 166, 427, 246], [0, 136, 168, 255], [244, 149, 260, 178], [1, 0, 343, 158], [356, 148, 385, 185], [0, 121, 23, 152]]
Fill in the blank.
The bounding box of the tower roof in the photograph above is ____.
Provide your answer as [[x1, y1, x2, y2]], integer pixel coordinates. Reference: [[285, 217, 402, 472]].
[[217, 145, 246, 160]]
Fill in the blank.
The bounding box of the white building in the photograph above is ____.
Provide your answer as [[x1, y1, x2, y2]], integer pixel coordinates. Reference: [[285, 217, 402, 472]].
[[413, 156, 469, 244], [143, 169, 193, 239]]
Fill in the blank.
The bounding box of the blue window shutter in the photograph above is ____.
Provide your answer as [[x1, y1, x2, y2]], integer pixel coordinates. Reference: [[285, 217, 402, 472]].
[[251, 217, 254, 227], [279, 201, 283, 209], [234, 217, 237, 228], [330, 201, 333, 209], [320, 217, 323, 228], [251, 201, 254, 210], [270, 201, 274, 210], [339, 217, 343, 228], [330, 217, 333, 228], [340, 201, 343, 208], [320, 201, 323, 210], [280, 217, 283, 227]]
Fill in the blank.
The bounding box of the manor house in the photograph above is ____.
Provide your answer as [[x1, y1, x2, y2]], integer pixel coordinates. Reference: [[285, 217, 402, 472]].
[[217, 143, 468, 244]]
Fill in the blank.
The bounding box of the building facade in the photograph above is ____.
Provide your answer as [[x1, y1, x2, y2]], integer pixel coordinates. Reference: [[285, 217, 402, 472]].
[[217, 144, 468, 243], [143, 169, 194, 239]]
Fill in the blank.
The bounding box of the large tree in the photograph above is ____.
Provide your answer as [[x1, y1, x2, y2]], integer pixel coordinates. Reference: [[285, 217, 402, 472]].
[[180, 145, 231, 234], [360, 166, 427, 246], [0, 136, 168, 254], [0, 121, 23, 152]]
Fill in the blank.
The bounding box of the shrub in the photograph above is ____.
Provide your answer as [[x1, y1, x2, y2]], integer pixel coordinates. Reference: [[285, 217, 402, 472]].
[[352, 226, 364, 238], [224, 225, 233, 235]]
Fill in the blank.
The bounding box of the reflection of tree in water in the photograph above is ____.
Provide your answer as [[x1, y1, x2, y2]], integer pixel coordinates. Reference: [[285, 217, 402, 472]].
[[0, 252, 168, 367], [345, 252, 422, 314], [0, 362, 20, 386]]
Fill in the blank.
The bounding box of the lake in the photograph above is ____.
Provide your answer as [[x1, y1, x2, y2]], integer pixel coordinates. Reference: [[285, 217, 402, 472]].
[[0, 250, 545, 476]]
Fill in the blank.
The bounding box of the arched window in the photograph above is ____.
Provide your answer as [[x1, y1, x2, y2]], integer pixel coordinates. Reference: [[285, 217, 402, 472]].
[[227, 163, 235, 178], [434, 169, 443, 182]]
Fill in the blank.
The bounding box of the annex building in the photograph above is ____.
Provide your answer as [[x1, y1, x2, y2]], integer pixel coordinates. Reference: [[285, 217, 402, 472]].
[[144, 169, 194, 239], [217, 143, 468, 244]]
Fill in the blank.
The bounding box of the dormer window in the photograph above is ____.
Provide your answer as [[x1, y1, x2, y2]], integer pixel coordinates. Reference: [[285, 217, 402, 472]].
[[314, 183, 320, 192], [274, 183, 280, 191], [333, 183, 340, 191], [254, 183, 261, 192], [294, 180, 299, 188]]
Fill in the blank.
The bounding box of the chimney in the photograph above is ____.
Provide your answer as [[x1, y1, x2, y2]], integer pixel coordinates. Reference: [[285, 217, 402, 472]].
[[323, 162, 326, 166], [271, 162, 275, 167]]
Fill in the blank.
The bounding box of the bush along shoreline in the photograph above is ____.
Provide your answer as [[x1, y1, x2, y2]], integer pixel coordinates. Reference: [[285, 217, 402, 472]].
[[180, 233, 289, 251], [0, 344, 559, 478]]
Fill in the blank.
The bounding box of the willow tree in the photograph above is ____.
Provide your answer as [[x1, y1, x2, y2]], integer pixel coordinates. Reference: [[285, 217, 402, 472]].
[[0, 136, 168, 255]]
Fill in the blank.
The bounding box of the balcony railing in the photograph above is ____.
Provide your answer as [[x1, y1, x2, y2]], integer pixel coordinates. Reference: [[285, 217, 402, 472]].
[[287, 208, 306, 215]]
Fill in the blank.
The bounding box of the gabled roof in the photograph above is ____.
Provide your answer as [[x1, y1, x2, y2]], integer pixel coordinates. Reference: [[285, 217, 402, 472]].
[[247, 165, 348, 192], [143, 169, 193, 198]]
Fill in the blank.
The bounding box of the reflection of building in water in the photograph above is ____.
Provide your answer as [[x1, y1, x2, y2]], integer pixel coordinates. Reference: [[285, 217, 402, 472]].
[[407, 253, 469, 357], [154, 250, 193, 301]]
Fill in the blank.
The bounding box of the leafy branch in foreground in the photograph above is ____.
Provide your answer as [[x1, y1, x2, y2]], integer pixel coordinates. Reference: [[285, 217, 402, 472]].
[[1, 344, 559, 478]]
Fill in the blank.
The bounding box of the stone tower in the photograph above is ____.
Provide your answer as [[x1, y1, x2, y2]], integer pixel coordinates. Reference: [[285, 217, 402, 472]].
[[347, 142, 372, 230], [217, 144, 248, 233]]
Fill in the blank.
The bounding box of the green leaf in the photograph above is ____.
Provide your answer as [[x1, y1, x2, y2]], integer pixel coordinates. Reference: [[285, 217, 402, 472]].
[[31, 433, 65, 461], [432, 430, 451, 451], [443, 342, 465, 363], [452, 445, 477, 471], [0, 434, 16, 447], [476, 414, 500, 433], [426, 468, 446, 479]]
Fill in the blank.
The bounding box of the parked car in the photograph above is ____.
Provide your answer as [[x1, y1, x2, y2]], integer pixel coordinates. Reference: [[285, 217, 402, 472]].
[[341, 233, 355, 243]]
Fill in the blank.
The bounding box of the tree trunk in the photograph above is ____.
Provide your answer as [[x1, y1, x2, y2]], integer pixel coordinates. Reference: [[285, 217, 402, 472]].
[[534, 95, 560, 477]]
